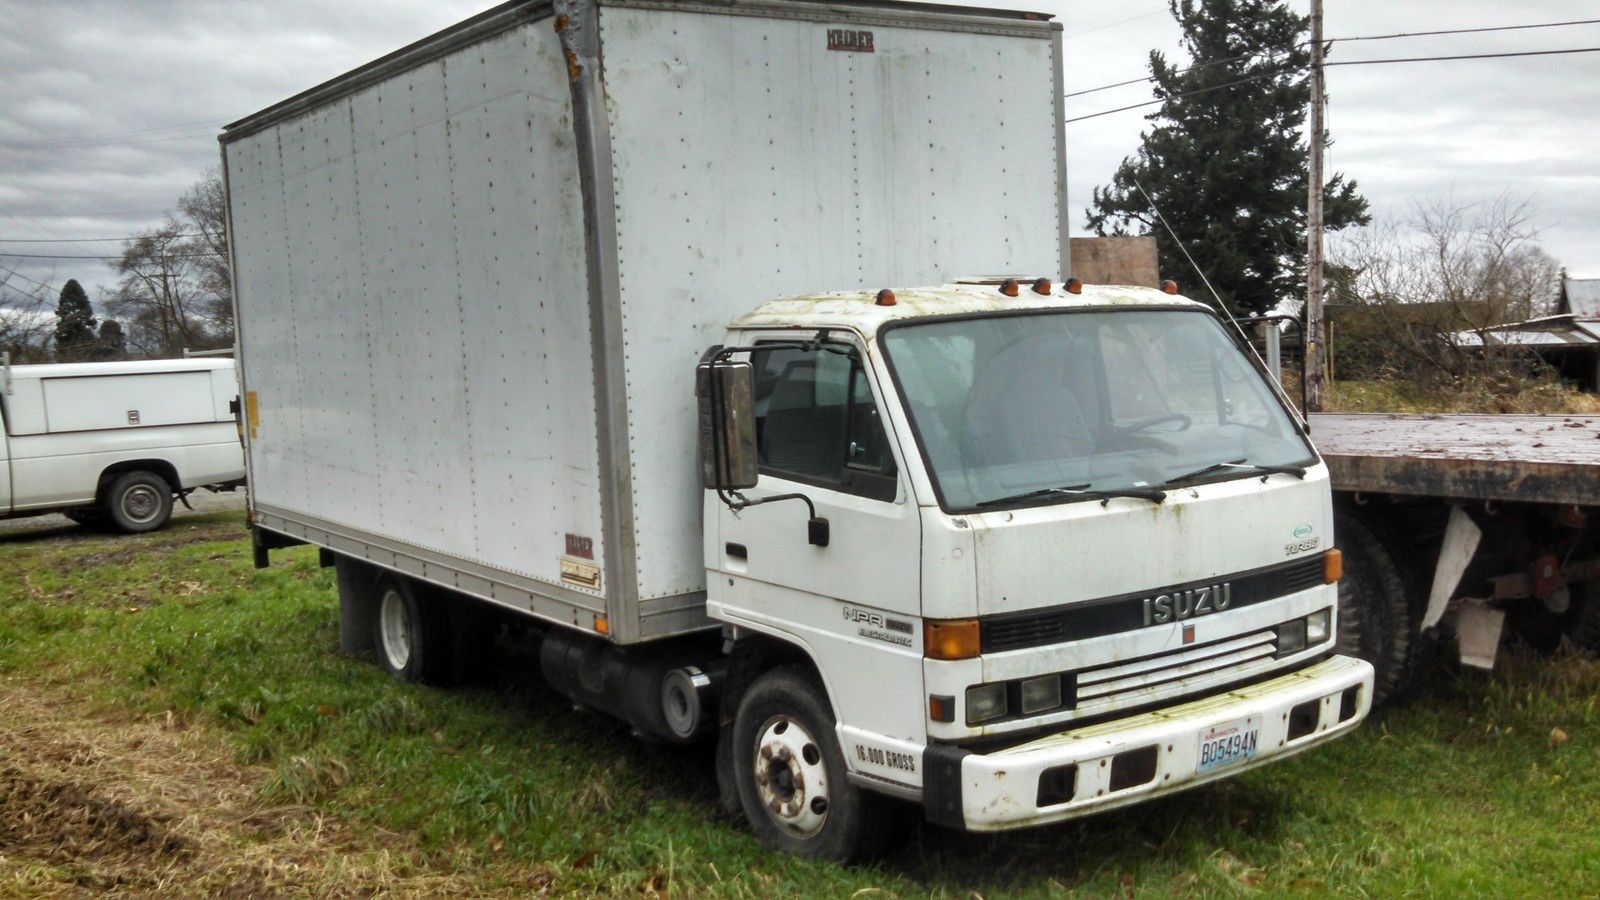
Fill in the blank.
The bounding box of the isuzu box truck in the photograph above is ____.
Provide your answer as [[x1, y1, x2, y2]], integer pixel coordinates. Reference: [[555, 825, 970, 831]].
[[225, 0, 1373, 861]]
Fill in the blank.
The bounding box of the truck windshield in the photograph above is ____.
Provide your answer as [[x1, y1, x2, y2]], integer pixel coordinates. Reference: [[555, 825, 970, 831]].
[[878, 309, 1316, 511]]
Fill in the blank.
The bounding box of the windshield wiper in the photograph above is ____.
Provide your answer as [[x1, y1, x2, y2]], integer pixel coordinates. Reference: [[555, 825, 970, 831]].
[[1165, 458, 1308, 487], [975, 483, 1167, 509]]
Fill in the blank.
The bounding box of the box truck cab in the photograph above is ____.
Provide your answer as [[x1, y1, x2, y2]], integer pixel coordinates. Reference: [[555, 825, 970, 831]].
[[225, 0, 1371, 863], [0, 358, 245, 532], [694, 280, 1370, 852]]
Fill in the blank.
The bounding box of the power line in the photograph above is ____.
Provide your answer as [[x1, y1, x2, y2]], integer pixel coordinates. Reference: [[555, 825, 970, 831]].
[[1, 251, 219, 260], [1064, 46, 1600, 124], [1065, 17, 1600, 101], [0, 263, 61, 296], [0, 234, 203, 243], [1336, 18, 1600, 43], [1324, 45, 1600, 67]]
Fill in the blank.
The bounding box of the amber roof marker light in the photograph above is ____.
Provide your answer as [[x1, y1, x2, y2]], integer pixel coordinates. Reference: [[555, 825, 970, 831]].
[[875, 288, 897, 307], [1065, 277, 1083, 295], [998, 278, 1020, 297], [1161, 279, 1180, 295], [1030, 277, 1051, 295]]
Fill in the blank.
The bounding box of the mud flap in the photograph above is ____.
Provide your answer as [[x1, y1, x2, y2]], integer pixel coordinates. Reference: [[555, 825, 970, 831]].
[[714, 721, 741, 819], [1457, 604, 1505, 670]]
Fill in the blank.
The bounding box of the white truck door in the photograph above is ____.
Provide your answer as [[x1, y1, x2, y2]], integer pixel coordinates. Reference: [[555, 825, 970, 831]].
[[715, 340, 921, 618]]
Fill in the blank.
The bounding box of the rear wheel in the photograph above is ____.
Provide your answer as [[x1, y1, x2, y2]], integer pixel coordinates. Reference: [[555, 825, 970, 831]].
[[731, 666, 893, 862], [1335, 513, 1415, 707], [104, 471, 173, 533], [1566, 580, 1600, 655], [373, 577, 453, 683]]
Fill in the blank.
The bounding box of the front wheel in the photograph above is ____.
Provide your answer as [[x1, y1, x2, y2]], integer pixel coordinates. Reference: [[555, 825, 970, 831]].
[[731, 666, 893, 862], [104, 471, 173, 533]]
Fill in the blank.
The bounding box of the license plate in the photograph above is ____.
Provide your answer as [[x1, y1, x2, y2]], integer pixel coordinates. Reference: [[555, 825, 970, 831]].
[[1196, 715, 1261, 774]]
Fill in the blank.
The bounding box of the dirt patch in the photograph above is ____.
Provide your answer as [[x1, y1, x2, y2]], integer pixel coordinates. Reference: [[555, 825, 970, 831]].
[[0, 680, 527, 897], [0, 767, 191, 890]]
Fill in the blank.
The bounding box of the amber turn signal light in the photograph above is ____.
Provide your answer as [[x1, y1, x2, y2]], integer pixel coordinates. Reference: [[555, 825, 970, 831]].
[[1323, 549, 1343, 584], [925, 619, 981, 660], [593, 614, 610, 635]]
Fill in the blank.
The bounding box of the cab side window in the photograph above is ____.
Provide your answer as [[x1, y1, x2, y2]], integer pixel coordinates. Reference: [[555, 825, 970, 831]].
[[751, 344, 897, 501]]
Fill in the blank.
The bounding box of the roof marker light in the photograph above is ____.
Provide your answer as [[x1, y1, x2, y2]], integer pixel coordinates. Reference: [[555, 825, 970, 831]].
[[1161, 280, 1180, 295], [875, 289, 896, 307], [999, 279, 1020, 297], [1065, 278, 1083, 295], [1031, 277, 1052, 296]]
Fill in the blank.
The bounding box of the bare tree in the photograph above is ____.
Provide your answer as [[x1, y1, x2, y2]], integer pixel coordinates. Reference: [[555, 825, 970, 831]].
[[106, 169, 232, 357], [1328, 192, 1562, 387], [0, 275, 55, 363]]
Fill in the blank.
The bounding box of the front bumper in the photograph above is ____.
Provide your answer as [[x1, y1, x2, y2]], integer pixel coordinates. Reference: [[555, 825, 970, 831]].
[[923, 654, 1373, 831]]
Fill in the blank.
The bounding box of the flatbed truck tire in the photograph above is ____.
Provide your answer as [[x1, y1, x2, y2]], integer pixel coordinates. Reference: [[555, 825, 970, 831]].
[[731, 665, 894, 863], [1335, 513, 1414, 707], [105, 470, 174, 534], [373, 575, 455, 685], [1566, 580, 1600, 656]]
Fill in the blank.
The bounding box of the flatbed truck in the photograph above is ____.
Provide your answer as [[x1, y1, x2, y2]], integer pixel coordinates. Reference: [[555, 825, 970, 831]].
[[1314, 412, 1600, 701]]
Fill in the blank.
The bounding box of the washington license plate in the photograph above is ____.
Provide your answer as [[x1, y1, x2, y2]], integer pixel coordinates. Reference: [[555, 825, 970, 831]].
[[1197, 715, 1261, 774]]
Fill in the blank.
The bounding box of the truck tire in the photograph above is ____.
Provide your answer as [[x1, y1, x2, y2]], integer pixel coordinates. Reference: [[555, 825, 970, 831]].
[[1566, 580, 1600, 656], [1335, 514, 1414, 707], [731, 665, 893, 863], [373, 576, 453, 684], [104, 471, 174, 533]]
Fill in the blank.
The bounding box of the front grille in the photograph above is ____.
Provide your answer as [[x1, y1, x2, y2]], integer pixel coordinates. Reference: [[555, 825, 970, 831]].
[[982, 556, 1324, 653], [1074, 628, 1279, 703]]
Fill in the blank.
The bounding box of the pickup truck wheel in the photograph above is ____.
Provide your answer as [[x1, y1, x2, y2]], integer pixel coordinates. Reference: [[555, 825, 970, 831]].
[[105, 471, 174, 533], [1335, 514, 1413, 707], [374, 577, 452, 683], [731, 666, 892, 862]]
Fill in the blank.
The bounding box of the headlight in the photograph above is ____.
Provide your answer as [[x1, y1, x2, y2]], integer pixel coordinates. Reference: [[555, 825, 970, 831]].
[[1306, 608, 1331, 644], [1019, 675, 1063, 714], [1275, 619, 1308, 656], [966, 683, 1008, 724]]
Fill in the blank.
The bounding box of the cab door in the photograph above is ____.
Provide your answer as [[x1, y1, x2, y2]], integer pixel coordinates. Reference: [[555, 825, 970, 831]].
[[713, 336, 922, 622]]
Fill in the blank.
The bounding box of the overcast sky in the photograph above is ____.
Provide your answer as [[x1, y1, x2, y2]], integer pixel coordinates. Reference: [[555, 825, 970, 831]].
[[2, 0, 1596, 309]]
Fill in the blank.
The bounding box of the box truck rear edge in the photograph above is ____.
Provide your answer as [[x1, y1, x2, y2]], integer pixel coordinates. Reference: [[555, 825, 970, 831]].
[[226, 0, 1373, 861]]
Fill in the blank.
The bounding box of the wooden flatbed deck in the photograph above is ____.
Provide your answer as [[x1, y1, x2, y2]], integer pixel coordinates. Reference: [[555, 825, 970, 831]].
[[1308, 413, 1600, 507]]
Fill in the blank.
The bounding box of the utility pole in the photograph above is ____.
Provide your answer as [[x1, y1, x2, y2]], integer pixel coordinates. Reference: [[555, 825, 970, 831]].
[[1303, 0, 1327, 412]]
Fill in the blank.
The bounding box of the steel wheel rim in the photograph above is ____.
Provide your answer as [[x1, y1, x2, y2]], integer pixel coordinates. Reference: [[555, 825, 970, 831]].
[[121, 484, 162, 523], [378, 589, 412, 671], [753, 714, 830, 837]]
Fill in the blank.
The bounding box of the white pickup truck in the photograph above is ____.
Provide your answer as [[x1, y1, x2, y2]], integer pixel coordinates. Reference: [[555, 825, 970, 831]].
[[0, 357, 246, 532]]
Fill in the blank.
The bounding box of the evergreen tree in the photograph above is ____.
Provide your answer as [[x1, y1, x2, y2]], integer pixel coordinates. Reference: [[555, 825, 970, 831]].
[[95, 319, 126, 360], [52, 278, 97, 360], [1086, 0, 1369, 316]]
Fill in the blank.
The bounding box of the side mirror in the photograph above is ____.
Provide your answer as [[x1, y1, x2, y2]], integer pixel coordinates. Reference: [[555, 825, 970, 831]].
[[696, 350, 758, 491]]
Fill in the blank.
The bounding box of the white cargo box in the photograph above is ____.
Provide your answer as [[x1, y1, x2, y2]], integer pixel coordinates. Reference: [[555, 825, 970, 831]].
[[2, 359, 237, 436], [223, 0, 1066, 642]]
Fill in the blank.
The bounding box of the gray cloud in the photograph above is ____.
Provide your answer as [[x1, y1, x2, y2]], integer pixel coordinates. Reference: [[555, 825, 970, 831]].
[[4, 0, 1597, 310]]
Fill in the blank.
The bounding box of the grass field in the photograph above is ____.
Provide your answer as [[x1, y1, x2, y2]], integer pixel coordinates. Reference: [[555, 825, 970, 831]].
[[3, 512, 1599, 896]]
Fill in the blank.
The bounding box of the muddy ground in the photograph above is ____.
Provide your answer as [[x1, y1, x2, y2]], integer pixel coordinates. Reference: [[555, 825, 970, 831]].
[[0, 682, 536, 897]]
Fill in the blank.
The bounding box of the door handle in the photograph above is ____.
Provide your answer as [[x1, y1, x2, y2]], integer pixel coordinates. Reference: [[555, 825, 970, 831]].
[[725, 542, 747, 560]]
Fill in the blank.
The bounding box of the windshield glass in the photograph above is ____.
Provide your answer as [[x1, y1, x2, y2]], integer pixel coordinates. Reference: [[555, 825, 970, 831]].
[[879, 309, 1315, 511]]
